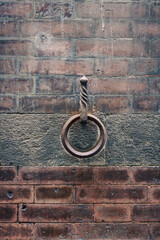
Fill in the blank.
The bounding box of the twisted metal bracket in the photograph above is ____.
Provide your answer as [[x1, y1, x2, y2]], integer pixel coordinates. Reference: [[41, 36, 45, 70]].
[[79, 76, 88, 123]]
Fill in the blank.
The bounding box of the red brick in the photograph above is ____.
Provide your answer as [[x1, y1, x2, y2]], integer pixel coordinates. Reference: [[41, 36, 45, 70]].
[[95, 59, 130, 76], [94, 204, 131, 222], [35, 185, 73, 203], [0, 3, 33, 18], [0, 78, 33, 94], [19, 96, 78, 113], [34, 37, 72, 57], [19, 59, 93, 75], [20, 21, 93, 38], [37, 77, 73, 94], [132, 205, 160, 222], [95, 97, 131, 114], [0, 167, 17, 184], [133, 97, 159, 112], [151, 4, 160, 19], [77, 40, 148, 57], [0, 96, 16, 112], [0, 22, 17, 37], [94, 167, 130, 184], [0, 223, 34, 240], [151, 78, 160, 95], [0, 186, 33, 203], [18, 167, 93, 185], [19, 204, 93, 223], [0, 59, 16, 74], [149, 187, 160, 203], [74, 223, 150, 239], [0, 204, 17, 222], [86, 77, 148, 95], [133, 22, 160, 37], [150, 40, 160, 57], [95, 21, 132, 38], [133, 167, 160, 184], [35, 1, 73, 18], [76, 2, 148, 19], [134, 59, 159, 75], [150, 224, 160, 240], [75, 186, 148, 204], [0, 40, 34, 56], [35, 223, 74, 239]]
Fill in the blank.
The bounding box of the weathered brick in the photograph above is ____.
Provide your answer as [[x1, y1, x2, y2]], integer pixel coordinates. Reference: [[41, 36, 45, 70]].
[[0, 223, 34, 240], [133, 22, 160, 38], [150, 40, 160, 58], [86, 77, 148, 95], [37, 77, 73, 94], [18, 167, 93, 185], [0, 40, 34, 56], [77, 40, 148, 57], [151, 78, 160, 95], [95, 97, 131, 114], [76, 2, 148, 19], [0, 22, 17, 37], [94, 204, 131, 222], [150, 224, 160, 240], [132, 205, 160, 222], [0, 3, 33, 18], [34, 37, 72, 57], [0, 78, 33, 94], [0, 204, 17, 222], [133, 97, 159, 113], [0, 96, 16, 112], [35, 185, 73, 203], [151, 4, 160, 19], [35, 1, 73, 19], [0, 59, 16, 74], [19, 59, 93, 75], [0, 186, 33, 203], [75, 186, 148, 203], [74, 223, 150, 239], [149, 187, 160, 204], [133, 167, 160, 184], [20, 21, 93, 38], [95, 59, 130, 76], [94, 167, 130, 184], [19, 96, 78, 113], [134, 59, 159, 75], [95, 21, 132, 38], [35, 223, 74, 239], [19, 204, 93, 223], [0, 167, 17, 184]]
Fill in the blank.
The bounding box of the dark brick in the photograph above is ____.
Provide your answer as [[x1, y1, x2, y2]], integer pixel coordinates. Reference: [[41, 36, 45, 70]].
[[18, 167, 93, 185], [75, 186, 148, 203], [151, 4, 160, 19], [0, 186, 33, 203], [133, 167, 160, 184], [150, 224, 160, 240], [134, 59, 159, 75], [151, 78, 160, 95], [133, 97, 160, 113], [0, 78, 33, 94], [0, 223, 34, 239], [94, 204, 131, 222], [0, 204, 17, 222], [0, 22, 17, 37], [0, 167, 17, 183], [74, 223, 150, 239], [94, 167, 130, 184], [132, 205, 160, 222], [0, 59, 16, 74], [19, 204, 93, 223], [0, 2, 33, 18], [0, 96, 16, 113], [149, 187, 160, 203], [35, 223, 74, 239], [35, 186, 73, 203]]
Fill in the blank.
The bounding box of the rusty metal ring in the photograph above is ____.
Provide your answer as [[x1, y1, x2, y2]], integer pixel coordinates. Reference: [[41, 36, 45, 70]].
[[61, 114, 106, 158]]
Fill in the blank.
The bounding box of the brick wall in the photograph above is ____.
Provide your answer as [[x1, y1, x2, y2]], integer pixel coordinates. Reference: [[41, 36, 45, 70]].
[[0, 0, 159, 114], [0, 166, 160, 239]]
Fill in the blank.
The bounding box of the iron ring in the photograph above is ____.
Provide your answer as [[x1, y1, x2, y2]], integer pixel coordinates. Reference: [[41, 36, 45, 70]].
[[61, 114, 107, 158]]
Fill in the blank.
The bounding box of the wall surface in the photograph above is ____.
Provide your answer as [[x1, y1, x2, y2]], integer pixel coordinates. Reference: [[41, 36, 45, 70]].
[[0, 0, 159, 239]]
